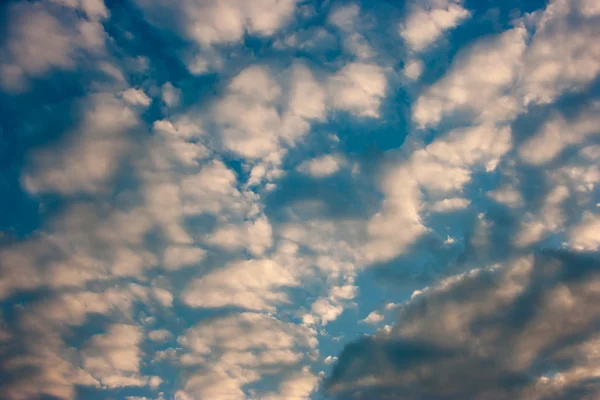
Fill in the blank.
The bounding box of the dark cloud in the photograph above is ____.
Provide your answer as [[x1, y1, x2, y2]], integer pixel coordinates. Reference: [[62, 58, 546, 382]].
[[326, 251, 600, 400]]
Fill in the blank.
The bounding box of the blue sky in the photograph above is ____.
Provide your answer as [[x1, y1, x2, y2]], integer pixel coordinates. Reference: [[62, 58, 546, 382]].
[[0, 0, 599, 399]]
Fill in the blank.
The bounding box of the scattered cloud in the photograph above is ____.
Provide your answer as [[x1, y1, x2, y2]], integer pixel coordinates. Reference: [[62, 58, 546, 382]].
[[400, 0, 470, 52], [1, 0, 599, 399], [0, 1, 108, 92], [297, 154, 345, 178], [328, 62, 387, 118], [360, 311, 384, 325]]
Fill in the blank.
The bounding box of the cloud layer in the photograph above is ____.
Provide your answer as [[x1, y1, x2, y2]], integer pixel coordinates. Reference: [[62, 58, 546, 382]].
[[0, 0, 599, 399]]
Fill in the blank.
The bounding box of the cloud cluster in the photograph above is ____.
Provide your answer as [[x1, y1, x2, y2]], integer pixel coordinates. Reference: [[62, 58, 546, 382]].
[[0, 0, 599, 399], [176, 312, 318, 400], [400, 0, 470, 52], [0, 0, 108, 92]]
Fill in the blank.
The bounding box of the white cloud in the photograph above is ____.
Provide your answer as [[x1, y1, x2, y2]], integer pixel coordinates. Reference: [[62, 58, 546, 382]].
[[399, 0, 470, 52], [487, 184, 524, 208], [328, 62, 386, 118], [365, 123, 511, 263], [328, 4, 374, 60], [420, 123, 512, 182], [363, 167, 427, 263], [152, 287, 174, 308], [0, 204, 159, 298], [185, 53, 215, 75], [136, 154, 253, 247], [403, 58, 424, 80], [0, 345, 98, 400], [275, 27, 337, 53], [153, 116, 204, 140], [21, 284, 150, 331], [297, 154, 344, 178], [148, 329, 172, 342], [23, 92, 144, 195], [4, 0, 600, 398], [305, 298, 344, 326], [330, 284, 359, 301], [413, 26, 526, 127], [0, 284, 152, 399], [328, 4, 360, 32], [181, 312, 316, 354], [121, 88, 152, 106], [304, 283, 358, 326], [181, 259, 298, 311], [214, 64, 325, 161], [279, 220, 362, 273], [50, 0, 109, 20], [262, 367, 319, 400], [287, 64, 327, 122], [551, 147, 600, 198], [324, 355, 338, 365], [0, 1, 107, 92], [568, 213, 600, 251], [163, 246, 206, 270], [177, 312, 317, 400], [135, 0, 297, 48], [519, 102, 600, 165], [82, 324, 151, 389], [207, 216, 274, 257], [179, 160, 246, 215], [161, 82, 181, 107], [213, 66, 282, 158], [522, 0, 600, 104], [428, 197, 471, 212], [361, 311, 384, 325]]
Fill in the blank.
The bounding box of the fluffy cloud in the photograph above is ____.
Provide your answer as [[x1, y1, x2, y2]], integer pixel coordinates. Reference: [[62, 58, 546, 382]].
[[213, 63, 325, 161], [2, 0, 600, 399], [0, 1, 107, 92], [81, 324, 152, 388], [364, 123, 511, 263], [181, 258, 298, 311], [403, 58, 424, 80], [133, 0, 298, 74], [428, 197, 471, 213], [0, 284, 154, 399], [262, 367, 320, 400], [328, 62, 387, 118], [0, 204, 158, 299], [522, 0, 600, 104], [163, 246, 206, 270], [413, 26, 526, 127], [324, 355, 338, 365], [361, 311, 384, 325], [328, 4, 374, 60], [23, 91, 145, 195], [207, 216, 274, 256], [303, 283, 358, 326], [400, 0, 470, 52], [135, 0, 297, 47], [297, 154, 345, 178], [176, 312, 317, 400], [487, 184, 524, 208], [569, 213, 600, 251], [519, 102, 600, 165]]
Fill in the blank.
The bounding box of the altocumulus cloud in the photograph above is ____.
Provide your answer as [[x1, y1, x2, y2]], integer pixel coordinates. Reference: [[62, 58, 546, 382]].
[[0, 0, 599, 399]]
